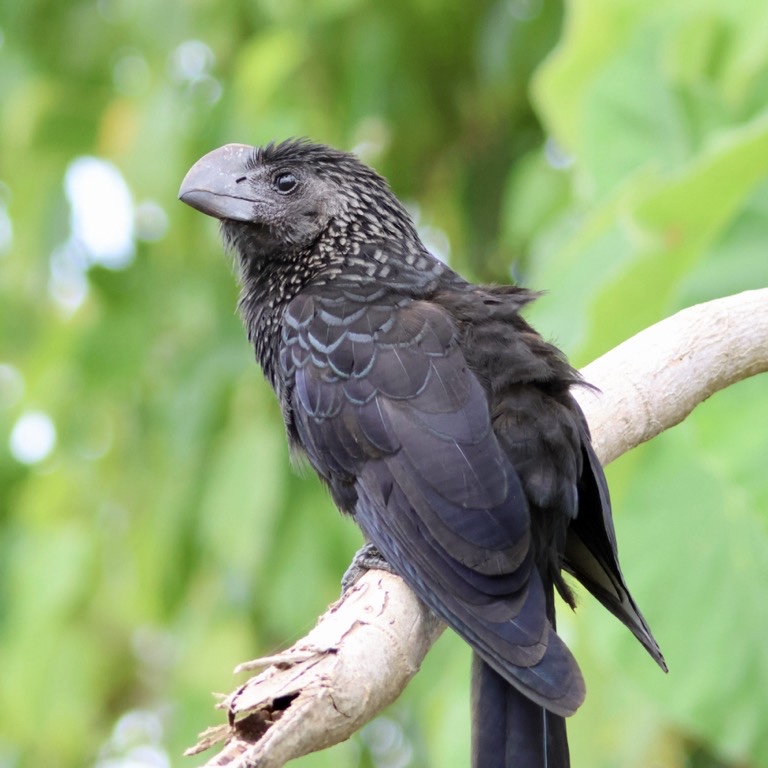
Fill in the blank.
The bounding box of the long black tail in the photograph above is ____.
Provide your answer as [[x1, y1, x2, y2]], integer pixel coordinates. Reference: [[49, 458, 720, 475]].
[[471, 654, 569, 768]]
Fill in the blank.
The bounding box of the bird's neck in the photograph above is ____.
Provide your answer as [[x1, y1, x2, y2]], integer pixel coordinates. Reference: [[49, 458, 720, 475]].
[[235, 218, 450, 390], [236, 244, 321, 392]]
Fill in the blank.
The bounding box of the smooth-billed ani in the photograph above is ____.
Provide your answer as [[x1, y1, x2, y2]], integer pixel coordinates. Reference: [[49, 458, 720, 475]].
[[179, 140, 666, 768]]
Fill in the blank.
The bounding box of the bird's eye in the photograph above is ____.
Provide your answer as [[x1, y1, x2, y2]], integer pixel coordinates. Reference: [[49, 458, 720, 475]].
[[274, 172, 298, 194]]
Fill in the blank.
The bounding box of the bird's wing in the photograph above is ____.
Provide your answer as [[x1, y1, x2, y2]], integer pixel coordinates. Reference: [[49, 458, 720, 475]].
[[280, 285, 585, 716], [565, 432, 667, 670]]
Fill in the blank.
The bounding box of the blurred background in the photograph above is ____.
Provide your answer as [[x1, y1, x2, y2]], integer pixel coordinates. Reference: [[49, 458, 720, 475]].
[[1, 0, 767, 766]]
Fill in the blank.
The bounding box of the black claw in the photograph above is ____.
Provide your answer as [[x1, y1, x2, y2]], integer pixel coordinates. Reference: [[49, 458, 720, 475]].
[[341, 542, 394, 594]]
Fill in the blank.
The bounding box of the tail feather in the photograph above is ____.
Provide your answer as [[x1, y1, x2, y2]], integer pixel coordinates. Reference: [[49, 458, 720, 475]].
[[471, 654, 569, 768]]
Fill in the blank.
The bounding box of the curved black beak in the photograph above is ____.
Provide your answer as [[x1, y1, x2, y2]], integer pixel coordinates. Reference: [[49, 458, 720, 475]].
[[179, 143, 258, 222]]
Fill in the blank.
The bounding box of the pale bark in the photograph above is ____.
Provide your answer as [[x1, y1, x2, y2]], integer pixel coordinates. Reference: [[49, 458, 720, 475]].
[[186, 288, 768, 768], [574, 288, 768, 464]]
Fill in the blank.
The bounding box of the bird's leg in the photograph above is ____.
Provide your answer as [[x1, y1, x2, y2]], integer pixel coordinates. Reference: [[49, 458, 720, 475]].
[[341, 541, 396, 595]]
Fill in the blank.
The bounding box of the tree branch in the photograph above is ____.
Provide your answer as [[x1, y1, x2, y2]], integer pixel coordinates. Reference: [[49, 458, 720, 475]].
[[185, 288, 768, 768], [574, 288, 768, 464]]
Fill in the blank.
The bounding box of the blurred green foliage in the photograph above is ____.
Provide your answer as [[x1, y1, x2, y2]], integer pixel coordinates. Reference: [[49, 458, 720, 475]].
[[0, 0, 766, 766]]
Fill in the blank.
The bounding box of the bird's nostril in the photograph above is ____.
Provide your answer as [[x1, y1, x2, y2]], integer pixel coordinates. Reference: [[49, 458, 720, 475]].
[[235, 176, 247, 183]]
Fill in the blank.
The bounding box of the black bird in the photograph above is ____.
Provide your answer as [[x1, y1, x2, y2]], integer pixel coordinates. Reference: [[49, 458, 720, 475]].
[[179, 140, 666, 767]]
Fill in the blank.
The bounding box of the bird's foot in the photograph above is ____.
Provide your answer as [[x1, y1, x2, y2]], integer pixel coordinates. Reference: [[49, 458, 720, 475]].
[[341, 542, 395, 594]]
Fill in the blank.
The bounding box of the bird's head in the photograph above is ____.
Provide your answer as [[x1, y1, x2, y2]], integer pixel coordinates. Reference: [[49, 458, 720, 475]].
[[179, 139, 419, 258]]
